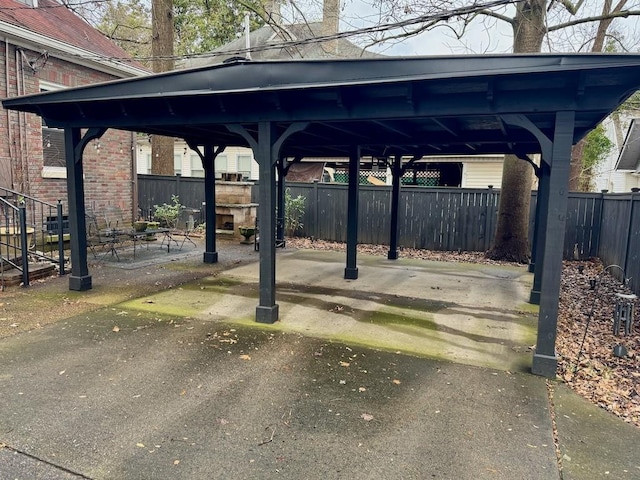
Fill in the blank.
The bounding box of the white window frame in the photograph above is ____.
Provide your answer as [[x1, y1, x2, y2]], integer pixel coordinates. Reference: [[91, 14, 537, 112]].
[[40, 81, 66, 179]]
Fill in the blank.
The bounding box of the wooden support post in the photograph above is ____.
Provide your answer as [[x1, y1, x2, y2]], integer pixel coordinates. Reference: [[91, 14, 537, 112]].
[[276, 158, 285, 247], [532, 111, 575, 378], [388, 155, 401, 260], [203, 144, 219, 263], [66, 127, 92, 291], [345, 145, 360, 279], [529, 162, 550, 305], [256, 122, 279, 323]]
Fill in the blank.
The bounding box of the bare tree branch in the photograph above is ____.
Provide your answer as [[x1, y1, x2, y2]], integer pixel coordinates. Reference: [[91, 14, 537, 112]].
[[548, 9, 640, 32], [553, 0, 586, 15], [477, 8, 515, 25]]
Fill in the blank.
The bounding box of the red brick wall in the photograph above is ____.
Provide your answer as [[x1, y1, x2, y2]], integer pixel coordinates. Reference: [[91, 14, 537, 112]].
[[0, 42, 136, 223]]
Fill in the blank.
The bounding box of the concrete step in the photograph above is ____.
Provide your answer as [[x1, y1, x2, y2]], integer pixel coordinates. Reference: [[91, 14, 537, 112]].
[[0, 262, 57, 287]]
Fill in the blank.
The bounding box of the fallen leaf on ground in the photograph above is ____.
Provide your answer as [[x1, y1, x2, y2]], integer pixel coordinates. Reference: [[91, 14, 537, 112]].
[[239, 354, 251, 360], [112, 326, 120, 332], [392, 379, 401, 385], [339, 361, 350, 367], [136, 443, 145, 448], [360, 413, 374, 421]]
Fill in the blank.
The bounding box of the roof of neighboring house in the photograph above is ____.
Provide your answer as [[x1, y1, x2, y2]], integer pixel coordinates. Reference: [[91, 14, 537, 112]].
[[183, 22, 382, 68], [0, 0, 147, 75], [616, 118, 640, 171]]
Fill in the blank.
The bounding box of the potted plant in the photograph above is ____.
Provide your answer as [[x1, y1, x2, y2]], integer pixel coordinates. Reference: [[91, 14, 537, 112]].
[[238, 225, 256, 244]]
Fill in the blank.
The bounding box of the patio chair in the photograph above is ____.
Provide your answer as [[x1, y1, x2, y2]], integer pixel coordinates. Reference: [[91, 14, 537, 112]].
[[175, 207, 198, 250], [86, 209, 124, 261]]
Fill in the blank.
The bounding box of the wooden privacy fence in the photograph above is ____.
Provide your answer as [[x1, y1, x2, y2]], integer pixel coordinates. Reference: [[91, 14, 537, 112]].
[[286, 182, 606, 259], [138, 175, 640, 293], [138, 174, 205, 221]]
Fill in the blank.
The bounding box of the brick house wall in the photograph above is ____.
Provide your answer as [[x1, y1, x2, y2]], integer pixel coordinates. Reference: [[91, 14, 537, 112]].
[[0, 41, 135, 222]]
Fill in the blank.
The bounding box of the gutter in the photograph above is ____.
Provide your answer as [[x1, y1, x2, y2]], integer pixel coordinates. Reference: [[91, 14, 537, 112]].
[[0, 20, 149, 78]]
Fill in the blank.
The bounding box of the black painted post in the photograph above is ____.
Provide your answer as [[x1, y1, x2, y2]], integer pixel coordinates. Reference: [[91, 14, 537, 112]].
[[312, 179, 319, 239], [622, 188, 639, 277], [528, 189, 540, 274], [345, 145, 360, 279], [276, 158, 285, 247], [18, 204, 29, 287], [57, 200, 65, 275], [65, 128, 92, 291], [203, 144, 218, 263], [529, 162, 550, 305], [388, 155, 401, 260], [256, 122, 279, 323], [532, 111, 575, 378]]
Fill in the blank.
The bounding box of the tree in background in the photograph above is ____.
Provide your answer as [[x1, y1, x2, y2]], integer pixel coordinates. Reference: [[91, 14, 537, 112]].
[[349, 0, 640, 262], [66, 0, 640, 251], [579, 125, 614, 191], [97, 0, 152, 66]]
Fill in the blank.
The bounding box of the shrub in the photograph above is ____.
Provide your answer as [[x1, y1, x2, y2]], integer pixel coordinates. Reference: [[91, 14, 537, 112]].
[[153, 195, 183, 228]]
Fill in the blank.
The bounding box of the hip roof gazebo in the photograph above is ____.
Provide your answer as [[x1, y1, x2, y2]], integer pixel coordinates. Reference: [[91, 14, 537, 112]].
[[5, 53, 640, 377]]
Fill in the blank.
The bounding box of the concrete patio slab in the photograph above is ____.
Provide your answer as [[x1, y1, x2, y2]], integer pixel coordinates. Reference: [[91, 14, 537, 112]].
[[125, 249, 537, 373]]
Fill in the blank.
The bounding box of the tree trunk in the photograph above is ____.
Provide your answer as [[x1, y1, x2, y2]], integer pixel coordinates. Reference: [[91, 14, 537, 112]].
[[487, 0, 546, 262], [151, 0, 175, 176], [569, 139, 585, 191]]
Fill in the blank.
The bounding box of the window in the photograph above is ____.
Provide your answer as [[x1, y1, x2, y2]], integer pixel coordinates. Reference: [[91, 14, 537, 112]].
[[42, 119, 65, 168], [190, 154, 204, 177], [174, 154, 182, 175], [40, 82, 65, 178], [237, 154, 253, 180], [215, 154, 228, 173]]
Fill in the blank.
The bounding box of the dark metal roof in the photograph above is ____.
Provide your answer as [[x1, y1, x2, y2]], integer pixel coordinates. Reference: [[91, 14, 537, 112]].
[[4, 53, 640, 158], [616, 118, 640, 171]]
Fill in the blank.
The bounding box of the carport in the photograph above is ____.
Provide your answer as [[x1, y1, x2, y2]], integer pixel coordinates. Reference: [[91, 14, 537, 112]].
[[5, 53, 640, 377]]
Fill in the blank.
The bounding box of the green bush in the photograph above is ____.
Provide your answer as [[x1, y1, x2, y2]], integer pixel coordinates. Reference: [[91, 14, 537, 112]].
[[153, 195, 183, 228], [284, 189, 305, 236]]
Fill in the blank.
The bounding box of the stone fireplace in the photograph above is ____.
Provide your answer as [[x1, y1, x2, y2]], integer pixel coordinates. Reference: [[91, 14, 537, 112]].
[[214, 181, 257, 240]]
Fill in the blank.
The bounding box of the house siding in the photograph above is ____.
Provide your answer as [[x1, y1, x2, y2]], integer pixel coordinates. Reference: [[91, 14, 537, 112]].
[[0, 41, 135, 219], [461, 161, 503, 188]]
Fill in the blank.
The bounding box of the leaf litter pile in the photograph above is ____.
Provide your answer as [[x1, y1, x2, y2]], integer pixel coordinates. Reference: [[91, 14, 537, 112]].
[[287, 238, 640, 428]]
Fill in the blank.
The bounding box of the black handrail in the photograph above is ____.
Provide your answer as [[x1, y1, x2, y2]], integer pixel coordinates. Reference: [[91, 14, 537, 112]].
[[0, 187, 67, 287]]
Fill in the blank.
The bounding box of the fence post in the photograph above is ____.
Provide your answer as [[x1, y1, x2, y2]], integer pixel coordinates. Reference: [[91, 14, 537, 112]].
[[18, 204, 29, 287], [593, 189, 607, 259], [57, 200, 65, 276], [313, 179, 319, 239], [484, 186, 494, 251], [623, 188, 639, 276]]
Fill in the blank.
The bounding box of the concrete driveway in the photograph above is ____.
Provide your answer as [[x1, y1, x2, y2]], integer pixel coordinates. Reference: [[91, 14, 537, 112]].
[[2, 248, 636, 479]]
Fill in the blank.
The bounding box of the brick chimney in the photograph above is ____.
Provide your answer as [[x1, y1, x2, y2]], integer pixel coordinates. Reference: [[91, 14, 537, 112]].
[[322, 0, 340, 55], [265, 0, 283, 26]]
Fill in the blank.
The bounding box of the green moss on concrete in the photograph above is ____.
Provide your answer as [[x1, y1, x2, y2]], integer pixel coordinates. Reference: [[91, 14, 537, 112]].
[[518, 302, 539, 314], [355, 307, 439, 330]]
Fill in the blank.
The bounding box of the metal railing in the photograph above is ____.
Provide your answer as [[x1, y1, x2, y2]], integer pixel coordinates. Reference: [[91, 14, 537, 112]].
[[0, 187, 67, 287]]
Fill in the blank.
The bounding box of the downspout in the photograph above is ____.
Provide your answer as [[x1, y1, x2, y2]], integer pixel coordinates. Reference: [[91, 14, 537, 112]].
[[15, 48, 30, 194], [19, 51, 30, 195], [5, 38, 14, 188], [15, 48, 24, 192]]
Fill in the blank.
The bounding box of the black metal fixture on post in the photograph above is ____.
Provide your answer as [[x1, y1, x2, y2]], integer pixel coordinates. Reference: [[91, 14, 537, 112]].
[[613, 292, 636, 358]]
